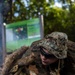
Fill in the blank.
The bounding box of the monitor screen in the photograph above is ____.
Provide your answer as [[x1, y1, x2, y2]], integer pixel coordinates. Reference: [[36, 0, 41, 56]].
[[6, 17, 44, 52]]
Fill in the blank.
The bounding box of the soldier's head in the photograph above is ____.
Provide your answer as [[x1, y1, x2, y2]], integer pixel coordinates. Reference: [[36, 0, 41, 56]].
[[37, 32, 68, 65]]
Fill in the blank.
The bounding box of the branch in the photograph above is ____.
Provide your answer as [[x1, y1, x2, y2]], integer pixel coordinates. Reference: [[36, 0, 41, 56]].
[[2, 46, 29, 75]]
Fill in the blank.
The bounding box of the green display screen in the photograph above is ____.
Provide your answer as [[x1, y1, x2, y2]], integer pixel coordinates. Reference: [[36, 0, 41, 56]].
[[6, 18, 42, 52]]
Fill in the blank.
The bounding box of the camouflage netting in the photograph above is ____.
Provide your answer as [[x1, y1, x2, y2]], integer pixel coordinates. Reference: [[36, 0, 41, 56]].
[[1, 39, 75, 75]]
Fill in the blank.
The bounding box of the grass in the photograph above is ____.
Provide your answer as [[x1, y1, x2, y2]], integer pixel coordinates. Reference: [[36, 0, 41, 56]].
[[6, 37, 40, 52]]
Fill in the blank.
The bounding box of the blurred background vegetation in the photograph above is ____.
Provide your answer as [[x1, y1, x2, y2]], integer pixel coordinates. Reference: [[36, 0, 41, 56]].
[[3, 0, 75, 41]]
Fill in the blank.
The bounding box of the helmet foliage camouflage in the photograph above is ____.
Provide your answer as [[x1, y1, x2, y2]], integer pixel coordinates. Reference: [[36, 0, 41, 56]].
[[38, 32, 68, 59]]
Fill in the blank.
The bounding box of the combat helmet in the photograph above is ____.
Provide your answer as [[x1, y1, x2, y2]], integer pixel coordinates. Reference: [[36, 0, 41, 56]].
[[38, 32, 68, 59]]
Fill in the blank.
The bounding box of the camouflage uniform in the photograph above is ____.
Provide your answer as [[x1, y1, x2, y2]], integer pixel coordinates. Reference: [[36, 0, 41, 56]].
[[37, 32, 75, 75], [30, 32, 75, 75], [5, 32, 75, 75]]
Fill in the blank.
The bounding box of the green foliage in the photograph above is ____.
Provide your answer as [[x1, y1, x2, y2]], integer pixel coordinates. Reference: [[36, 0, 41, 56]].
[[4, 0, 75, 41], [44, 7, 67, 35], [65, 4, 75, 41]]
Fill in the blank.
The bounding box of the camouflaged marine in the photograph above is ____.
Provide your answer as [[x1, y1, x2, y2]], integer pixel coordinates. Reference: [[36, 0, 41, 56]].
[[36, 32, 75, 75], [3, 32, 75, 75], [30, 32, 75, 75]]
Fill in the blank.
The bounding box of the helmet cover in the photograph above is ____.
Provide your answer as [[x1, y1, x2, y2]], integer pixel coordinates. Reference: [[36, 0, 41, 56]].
[[38, 32, 68, 59]]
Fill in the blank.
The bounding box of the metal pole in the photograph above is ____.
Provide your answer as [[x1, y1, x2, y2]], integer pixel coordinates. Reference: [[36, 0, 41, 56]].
[[0, 0, 6, 67], [39, 15, 44, 38]]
